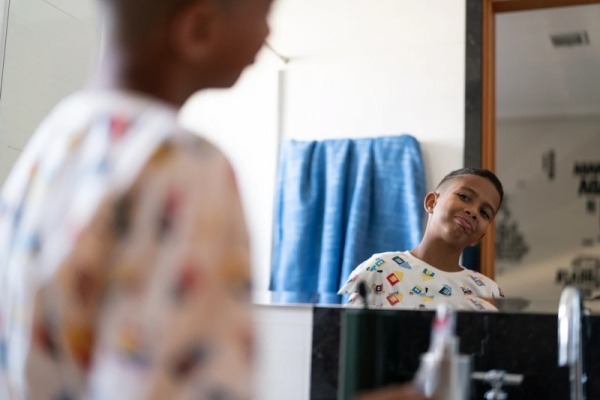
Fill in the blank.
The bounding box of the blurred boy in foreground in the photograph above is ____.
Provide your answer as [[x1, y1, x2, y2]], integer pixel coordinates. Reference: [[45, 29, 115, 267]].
[[0, 0, 271, 398]]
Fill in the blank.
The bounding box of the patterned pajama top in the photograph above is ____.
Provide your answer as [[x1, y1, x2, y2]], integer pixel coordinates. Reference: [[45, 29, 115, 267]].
[[338, 251, 502, 311], [0, 90, 253, 400]]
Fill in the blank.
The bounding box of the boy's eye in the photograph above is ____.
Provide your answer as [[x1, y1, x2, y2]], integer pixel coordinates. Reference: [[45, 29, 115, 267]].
[[457, 193, 469, 201], [481, 210, 490, 220]]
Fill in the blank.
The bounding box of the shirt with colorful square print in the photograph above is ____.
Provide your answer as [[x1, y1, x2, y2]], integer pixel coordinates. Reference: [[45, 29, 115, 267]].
[[338, 251, 503, 311], [0, 90, 253, 400]]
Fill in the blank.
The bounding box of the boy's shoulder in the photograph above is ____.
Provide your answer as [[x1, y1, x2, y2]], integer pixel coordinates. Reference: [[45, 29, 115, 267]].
[[369, 250, 415, 267], [461, 268, 497, 283], [368, 250, 409, 260], [356, 251, 414, 273]]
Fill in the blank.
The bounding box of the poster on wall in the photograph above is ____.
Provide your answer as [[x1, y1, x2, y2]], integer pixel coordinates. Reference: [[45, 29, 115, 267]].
[[495, 119, 600, 313]]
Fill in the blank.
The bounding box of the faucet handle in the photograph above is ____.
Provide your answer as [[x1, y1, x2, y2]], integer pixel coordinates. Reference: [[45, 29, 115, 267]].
[[472, 370, 523, 400], [472, 369, 524, 386]]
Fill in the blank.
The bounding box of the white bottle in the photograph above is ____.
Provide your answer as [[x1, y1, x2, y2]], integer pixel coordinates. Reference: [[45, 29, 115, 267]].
[[413, 303, 471, 400]]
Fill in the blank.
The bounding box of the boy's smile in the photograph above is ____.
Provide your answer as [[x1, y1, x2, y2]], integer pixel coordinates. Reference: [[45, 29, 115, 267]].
[[455, 214, 474, 233]]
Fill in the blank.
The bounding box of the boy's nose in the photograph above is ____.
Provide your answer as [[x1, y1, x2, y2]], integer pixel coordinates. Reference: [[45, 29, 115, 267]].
[[465, 210, 477, 219]]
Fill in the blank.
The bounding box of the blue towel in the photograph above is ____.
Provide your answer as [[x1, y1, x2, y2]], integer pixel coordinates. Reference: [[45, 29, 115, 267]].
[[270, 135, 426, 304]]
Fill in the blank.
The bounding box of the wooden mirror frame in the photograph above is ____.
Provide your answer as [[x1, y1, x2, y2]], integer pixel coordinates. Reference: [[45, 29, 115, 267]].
[[466, 0, 600, 279]]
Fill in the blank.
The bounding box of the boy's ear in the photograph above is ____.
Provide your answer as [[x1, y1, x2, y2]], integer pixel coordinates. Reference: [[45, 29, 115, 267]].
[[169, 0, 216, 62], [424, 192, 438, 213]]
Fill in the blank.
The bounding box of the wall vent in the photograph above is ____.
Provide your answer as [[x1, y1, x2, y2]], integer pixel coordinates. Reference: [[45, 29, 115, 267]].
[[551, 31, 590, 47]]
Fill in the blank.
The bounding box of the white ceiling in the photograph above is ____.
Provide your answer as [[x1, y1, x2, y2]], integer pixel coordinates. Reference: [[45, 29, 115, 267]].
[[496, 4, 600, 119]]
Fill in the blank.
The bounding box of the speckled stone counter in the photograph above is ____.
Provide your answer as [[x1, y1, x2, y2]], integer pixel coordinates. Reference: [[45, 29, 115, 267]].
[[310, 307, 600, 400]]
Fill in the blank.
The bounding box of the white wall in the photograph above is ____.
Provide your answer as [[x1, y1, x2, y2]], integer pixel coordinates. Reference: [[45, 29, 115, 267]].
[[180, 0, 468, 293], [0, 0, 98, 183]]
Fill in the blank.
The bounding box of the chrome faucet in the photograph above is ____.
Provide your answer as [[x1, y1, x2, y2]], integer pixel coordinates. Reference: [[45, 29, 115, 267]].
[[558, 286, 586, 400]]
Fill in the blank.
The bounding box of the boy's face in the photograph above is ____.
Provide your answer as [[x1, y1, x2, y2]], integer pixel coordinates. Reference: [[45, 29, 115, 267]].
[[205, 0, 274, 87], [425, 175, 501, 248]]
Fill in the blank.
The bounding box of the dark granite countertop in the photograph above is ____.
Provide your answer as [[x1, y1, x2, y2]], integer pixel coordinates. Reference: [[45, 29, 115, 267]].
[[311, 307, 600, 400]]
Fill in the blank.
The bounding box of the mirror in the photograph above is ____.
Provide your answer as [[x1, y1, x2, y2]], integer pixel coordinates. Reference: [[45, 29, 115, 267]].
[[467, 0, 600, 313], [4, 0, 596, 314]]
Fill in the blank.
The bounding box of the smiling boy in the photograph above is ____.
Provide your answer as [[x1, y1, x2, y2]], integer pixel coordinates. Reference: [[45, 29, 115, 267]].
[[339, 168, 504, 311]]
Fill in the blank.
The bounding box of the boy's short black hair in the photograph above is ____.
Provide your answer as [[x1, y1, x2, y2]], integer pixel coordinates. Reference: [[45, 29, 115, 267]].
[[436, 167, 504, 206]]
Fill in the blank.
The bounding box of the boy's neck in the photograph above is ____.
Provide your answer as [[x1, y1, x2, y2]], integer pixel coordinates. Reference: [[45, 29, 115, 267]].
[[90, 42, 204, 108], [90, 61, 179, 107], [410, 240, 464, 272]]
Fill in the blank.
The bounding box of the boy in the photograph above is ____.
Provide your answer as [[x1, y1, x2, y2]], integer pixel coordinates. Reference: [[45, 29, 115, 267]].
[[0, 0, 272, 398], [339, 167, 504, 311]]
